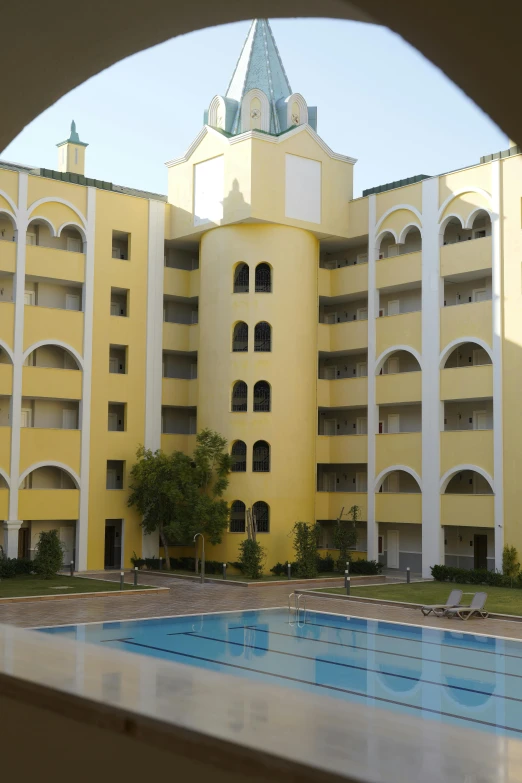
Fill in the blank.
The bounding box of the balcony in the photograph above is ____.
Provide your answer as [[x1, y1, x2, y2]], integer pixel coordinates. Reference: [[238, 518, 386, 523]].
[[315, 491, 368, 521], [440, 235, 492, 278], [441, 494, 494, 528], [164, 267, 200, 298], [376, 372, 421, 405], [0, 364, 12, 396], [161, 433, 197, 455], [162, 378, 198, 407], [318, 264, 368, 298], [0, 489, 7, 518], [0, 303, 14, 349], [375, 493, 422, 523], [440, 365, 493, 400], [376, 311, 421, 357], [440, 300, 492, 352], [19, 428, 81, 475], [24, 306, 84, 356], [163, 322, 199, 352], [316, 435, 368, 464], [0, 241, 16, 273], [317, 377, 368, 408], [18, 489, 79, 520], [318, 320, 368, 353], [441, 430, 493, 477], [375, 432, 422, 476], [25, 245, 85, 284], [22, 366, 82, 400], [376, 251, 422, 289], [0, 428, 10, 476]]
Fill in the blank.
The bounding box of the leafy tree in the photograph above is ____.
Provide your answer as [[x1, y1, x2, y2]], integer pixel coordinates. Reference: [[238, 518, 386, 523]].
[[238, 539, 266, 579], [502, 545, 520, 584], [128, 430, 232, 569], [332, 505, 360, 572], [292, 521, 320, 578], [33, 529, 64, 579]]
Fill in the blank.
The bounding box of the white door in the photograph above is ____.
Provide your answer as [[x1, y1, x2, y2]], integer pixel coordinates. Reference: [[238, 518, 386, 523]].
[[388, 356, 400, 374], [356, 308, 368, 320], [62, 409, 77, 429], [473, 410, 488, 430], [324, 365, 337, 380], [388, 300, 400, 316], [109, 357, 118, 373], [191, 310, 198, 324], [356, 417, 367, 435], [24, 290, 35, 306], [108, 412, 118, 431], [387, 530, 400, 569], [66, 237, 82, 253], [60, 527, 75, 566], [110, 302, 119, 316], [388, 413, 400, 434], [356, 472, 367, 492], [324, 419, 337, 436], [20, 409, 32, 428], [387, 245, 399, 257], [387, 472, 400, 492], [107, 469, 117, 489], [325, 312, 337, 324], [472, 288, 488, 302], [65, 294, 80, 311], [190, 363, 198, 379], [356, 362, 367, 377], [26, 233, 36, 246], [322, 472, 336, 492], [357, 253, 368, 264], [473, 348, 488, 366], [112, 247, 121, 259]]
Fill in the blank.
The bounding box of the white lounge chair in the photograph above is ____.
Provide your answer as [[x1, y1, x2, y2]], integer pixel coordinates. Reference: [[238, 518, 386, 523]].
[[421, 589, 463, 616], [444, 591, 489, 621]]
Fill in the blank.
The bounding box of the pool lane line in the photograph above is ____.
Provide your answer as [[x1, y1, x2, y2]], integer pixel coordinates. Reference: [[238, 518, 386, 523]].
[[300, 617, 522, 661], [119, 638, 522, 737], [236, 625, 522, 680], [180, 630, 517, 704]]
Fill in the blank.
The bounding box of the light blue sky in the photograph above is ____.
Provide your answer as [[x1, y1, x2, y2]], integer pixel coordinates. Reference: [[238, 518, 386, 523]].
[[2, 18, 507, 198]]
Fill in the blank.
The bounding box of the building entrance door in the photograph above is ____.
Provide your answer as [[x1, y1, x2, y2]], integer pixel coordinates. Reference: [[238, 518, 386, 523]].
[[474, 534, 488, 570], [387, 530, 400, 569], [104, 526, 116, 568]]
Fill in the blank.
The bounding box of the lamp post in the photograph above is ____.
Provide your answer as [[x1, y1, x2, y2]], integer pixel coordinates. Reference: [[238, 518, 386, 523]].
[[194, 533, 205, 584]]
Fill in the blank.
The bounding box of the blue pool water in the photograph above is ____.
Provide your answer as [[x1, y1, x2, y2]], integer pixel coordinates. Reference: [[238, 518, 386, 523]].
[[39, 608, 522, 738]]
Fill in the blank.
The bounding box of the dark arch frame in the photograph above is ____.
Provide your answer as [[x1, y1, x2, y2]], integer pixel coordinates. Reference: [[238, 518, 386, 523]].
[[231, 440, 247, 471], [252, 440, 270, 472], [231, 381, 248, 412]]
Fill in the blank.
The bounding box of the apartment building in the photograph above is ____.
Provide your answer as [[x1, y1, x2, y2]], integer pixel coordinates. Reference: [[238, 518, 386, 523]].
[[0, 19, 520, 575]]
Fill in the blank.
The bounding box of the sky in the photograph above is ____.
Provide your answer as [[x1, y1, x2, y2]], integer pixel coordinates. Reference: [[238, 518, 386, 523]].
[[1, 18, 507, 198]]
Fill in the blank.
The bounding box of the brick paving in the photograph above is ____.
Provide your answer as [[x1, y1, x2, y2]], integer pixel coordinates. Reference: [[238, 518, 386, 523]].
[[0, 571, 521, 638]]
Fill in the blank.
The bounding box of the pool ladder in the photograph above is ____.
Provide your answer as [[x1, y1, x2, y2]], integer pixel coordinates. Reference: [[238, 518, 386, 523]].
[[288, 592, 307, 627]]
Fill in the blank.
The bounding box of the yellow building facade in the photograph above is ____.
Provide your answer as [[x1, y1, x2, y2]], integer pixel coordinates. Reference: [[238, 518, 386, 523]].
[[0, 19, 520, 576]]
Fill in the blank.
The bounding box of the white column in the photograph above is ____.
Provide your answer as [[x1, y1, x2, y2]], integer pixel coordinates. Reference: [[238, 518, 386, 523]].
[[3, 521, 21, 558], [77, 187, 96, 571], [421, 177, 443, 577], [142, 200, 165, 559], [8, 173, 28, 525], [366, 195, 377, 561], [491, 159, 504, 571]]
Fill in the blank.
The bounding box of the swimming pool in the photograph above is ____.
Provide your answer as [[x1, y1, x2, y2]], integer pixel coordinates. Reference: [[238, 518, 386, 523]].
[[39, 608, 522, 739]]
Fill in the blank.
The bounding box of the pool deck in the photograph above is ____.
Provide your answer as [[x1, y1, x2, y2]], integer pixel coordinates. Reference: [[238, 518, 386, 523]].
[[2, 571, 522, 638]]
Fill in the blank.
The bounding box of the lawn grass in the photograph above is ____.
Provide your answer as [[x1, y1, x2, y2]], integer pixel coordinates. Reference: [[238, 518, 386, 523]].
[[0, 574, 152, 598], [313, 581, 522, 616]]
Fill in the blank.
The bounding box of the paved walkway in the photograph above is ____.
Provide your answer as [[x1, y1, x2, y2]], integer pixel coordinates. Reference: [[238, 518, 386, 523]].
[[0, 571, 521, 639]]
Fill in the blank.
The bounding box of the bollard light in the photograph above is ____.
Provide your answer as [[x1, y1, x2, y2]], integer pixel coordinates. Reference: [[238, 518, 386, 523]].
[[120, 571, 125, 590], [223, 563, 227, 580], [346, 561, 350, 576], [346, 576, 351, 596], [287, 562, 292, 580], [406, 567, 411, 584], [344, 569, 349, 589], [69, 560, 74, 577], [134, 566, 138, 587]]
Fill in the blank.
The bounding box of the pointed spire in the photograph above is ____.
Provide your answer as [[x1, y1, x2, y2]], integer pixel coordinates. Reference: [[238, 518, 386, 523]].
[[69, 120, 80, 143], [226, 19, 292, 108]]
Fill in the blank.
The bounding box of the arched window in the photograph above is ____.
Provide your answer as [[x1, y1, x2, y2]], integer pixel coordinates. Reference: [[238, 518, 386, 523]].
[[253, 501, 270, 533], [255, 263, 271, 293], [253, 381, 270, 412], [445, 470, 493, 495], [232, 322, 248, 352], [231, 440, 247, 472], [253, 440, 270, 472], [254, 322, 271, 352], [230, 500, 246, 532], [231, 381, 248, 412], [234, 263, 249, 293], [443, 342, 492, 369]]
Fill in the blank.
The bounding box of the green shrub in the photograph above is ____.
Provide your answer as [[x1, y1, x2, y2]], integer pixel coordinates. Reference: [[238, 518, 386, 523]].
[[237, 539, 266, 579], [316, 553, 335, 573], [33, 530, 64, 579], [0, 556, 16, 578], [270, 561, 296, 577], [502, 545, 520, 581], [292, 522, 320, 579], [349, 559, 383, 575], [431, 563, 516, 587]]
